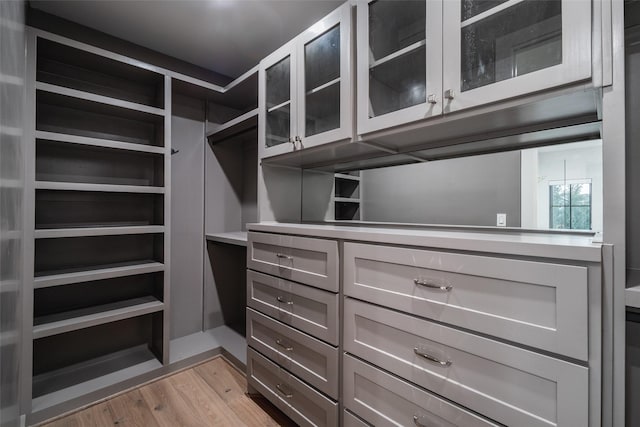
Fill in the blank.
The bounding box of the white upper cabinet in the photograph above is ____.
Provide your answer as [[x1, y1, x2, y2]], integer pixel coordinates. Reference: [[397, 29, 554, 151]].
[[442, 0, 592, 112], [357, 0, 592, 135], [357, 0, 442, 135], [259, 3, 353, 159]]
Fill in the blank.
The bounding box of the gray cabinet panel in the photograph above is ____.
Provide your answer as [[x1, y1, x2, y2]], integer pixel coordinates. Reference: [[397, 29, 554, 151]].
[[343, 410, 371, 427], [247, 348, 338, 427], [247, 308, 339, 398], [343, 242, 589, 360], [343, 354, 498, 427], [247, 232, 338, 292], [247, 270, 338, 345], [344, 298, 588, 427]]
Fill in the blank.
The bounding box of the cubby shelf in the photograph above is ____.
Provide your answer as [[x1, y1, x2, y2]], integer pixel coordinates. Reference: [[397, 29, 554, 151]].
[[35, 130, 166, 155], [207, 108, 258, 144], [33, 296, 164, 339], [205, 231, 248, 247], [34, 261, 164, 289], [34, 226, 165, 239], [334, 173, 361, 181], [35, 181, 165, 194], [35, 81, 165, 117], [334, 197, 360, 203]]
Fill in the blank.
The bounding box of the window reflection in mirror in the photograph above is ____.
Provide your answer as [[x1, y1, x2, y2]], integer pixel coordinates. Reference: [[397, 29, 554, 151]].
[[301, 139, 602, 232]]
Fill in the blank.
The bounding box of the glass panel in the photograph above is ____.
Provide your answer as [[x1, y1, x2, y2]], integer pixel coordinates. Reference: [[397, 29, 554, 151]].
[[266, 56, 290, 108], [370, 47, 426, 117], [369, 0, 426, 61], [306, 82, 340, 137], [461, 0, 562, 92], [550, 184, 568, 206], [305, 25, 340, 91], [550, 206, 569, 229], [266, 105, 290, 148], [571, 183, 591, 206], [461, 0, 509, 21], [571, 206, 591, 230]]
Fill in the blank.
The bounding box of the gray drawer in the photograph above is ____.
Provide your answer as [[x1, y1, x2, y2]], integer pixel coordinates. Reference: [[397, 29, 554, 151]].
[[343, 410, 371, 427], [344, 298, 588, 427], [247, 308, 339, 398], [247, 270, 338, 345], [248, 232, 338, 292], [343, 242, 589, 360], [343, 354, 499, 427], [247, 348, 338, 427]]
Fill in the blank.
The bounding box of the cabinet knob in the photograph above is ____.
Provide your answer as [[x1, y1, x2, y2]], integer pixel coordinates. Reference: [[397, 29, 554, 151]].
[[427, 94, 437, 104], [444, 89, 455, 100]]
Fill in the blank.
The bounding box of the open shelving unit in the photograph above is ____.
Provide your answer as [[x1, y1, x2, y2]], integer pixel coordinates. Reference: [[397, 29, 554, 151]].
[[23, 31, 171, 414], [333, 171, 361, 220]]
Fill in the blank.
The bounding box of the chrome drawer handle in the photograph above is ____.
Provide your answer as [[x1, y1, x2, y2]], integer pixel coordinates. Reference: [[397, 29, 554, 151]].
[[413, 278, 452, 292], [276, 253, 293, 260], [413, 415, 430, 427], [276, 338, 293, 351], [276, 296, 294, 305], [276, 383, 293, 398], [413, 348, 452, 367]]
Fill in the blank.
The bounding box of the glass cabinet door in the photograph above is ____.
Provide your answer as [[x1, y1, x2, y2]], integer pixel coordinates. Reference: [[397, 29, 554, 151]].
[[443, 0, 591, 112], [357, 0, 442, 135], [259, 41, 297, 158], [297, 2, 353, 149]]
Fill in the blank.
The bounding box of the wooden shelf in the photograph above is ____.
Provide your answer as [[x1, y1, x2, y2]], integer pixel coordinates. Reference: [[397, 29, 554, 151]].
[[207, 108, 258, 144], [35, 226, 164, 239], [205, 231, 248, 247], [334, 197, 360, 203], [33, 296, 164, 339], [0, 280, 19, 293], [35, 181, 165, 194], [334, 173, 361, 181], [627, 285, 640, 309], [35, 130, 166, 155], [36, 81, 165, 117], [34, 261, 164, 289]]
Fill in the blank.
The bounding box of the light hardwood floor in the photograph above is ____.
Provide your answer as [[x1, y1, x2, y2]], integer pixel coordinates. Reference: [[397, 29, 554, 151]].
[[39, 357, 297, 427]]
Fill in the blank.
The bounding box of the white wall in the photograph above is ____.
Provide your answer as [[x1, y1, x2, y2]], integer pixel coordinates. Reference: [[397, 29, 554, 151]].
[[521, 140, 603, 231]]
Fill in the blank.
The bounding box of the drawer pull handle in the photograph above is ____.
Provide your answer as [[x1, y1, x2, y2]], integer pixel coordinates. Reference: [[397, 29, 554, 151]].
[[413, 415, 430, 427], [413, 278, 452, 292], [413, 348, 452, 367], [276, 253, 293, 261], [276, 296, 294, 305], [276, 338, 294, 351], [276, 383, 293, 398]]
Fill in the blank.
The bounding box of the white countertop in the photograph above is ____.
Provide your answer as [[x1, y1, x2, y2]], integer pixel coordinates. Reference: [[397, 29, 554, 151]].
[[247, 222, 602, 262]]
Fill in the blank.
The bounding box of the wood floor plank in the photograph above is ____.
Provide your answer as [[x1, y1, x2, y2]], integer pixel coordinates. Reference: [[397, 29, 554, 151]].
[[194, 358, 295, 427], [105, 389, 157, 427], [38, 357, 296, 427]]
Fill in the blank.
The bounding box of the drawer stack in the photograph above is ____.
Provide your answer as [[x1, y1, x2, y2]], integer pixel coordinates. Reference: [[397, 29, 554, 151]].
[[342, 242, 592, 427], [246, 232, 339, 427]]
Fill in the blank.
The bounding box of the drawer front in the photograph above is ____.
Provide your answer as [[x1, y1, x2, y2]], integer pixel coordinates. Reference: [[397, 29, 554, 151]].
[[247, 348, 338, 427], [344, 298, 588, 427], [247, 308, 339, 398], [248, 232, 338, 291], [343, 410, 371, 427], [344, 242, 589, 360], [247, 270, 339, 345], [343, 354, 499, 427]]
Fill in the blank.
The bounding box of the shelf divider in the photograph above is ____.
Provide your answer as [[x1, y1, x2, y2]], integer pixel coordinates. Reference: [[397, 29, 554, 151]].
[[34, 226, 165, 239], [35, 130, 166, 155], [33, 296, 164, 339], [35, 81, 165, 116], [34, 261, 165, 289], [35, 181, 165, 194]]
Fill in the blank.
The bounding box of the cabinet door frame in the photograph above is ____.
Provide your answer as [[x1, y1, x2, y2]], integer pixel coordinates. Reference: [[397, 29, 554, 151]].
[[356, 0, 443, 136], [259, 39, 298, 159], [296, 2, 353, 149], [442, 0, 592, 112]]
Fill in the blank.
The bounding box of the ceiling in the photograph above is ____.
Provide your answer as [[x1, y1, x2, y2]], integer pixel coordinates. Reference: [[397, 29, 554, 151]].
[[30, 0, 344, 79]]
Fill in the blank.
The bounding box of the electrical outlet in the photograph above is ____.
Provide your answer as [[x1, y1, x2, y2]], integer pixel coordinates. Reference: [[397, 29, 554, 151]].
[[496, 213, 507, 227]]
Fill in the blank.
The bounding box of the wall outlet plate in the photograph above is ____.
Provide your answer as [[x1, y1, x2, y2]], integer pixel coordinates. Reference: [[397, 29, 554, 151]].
[[497, 213, 507, 227]]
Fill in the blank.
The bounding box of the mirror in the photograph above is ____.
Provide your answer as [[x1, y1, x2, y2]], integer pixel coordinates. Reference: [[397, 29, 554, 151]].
[[302, 139, 602, 232]]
